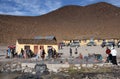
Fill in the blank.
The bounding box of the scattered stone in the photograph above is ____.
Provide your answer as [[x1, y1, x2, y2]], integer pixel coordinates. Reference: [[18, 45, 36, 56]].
[[15, 73, 43, 79], [34, 63, 49, 75], [0, 62, 22, 73]]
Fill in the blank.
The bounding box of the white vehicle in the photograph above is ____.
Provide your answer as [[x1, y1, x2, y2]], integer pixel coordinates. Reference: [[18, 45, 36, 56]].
[[70, 42, 80, 47], [117, 42, 120, 48]]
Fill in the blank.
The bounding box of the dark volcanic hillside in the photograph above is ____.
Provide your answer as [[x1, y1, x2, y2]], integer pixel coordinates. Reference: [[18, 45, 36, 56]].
[[0, 2, 120, 44]]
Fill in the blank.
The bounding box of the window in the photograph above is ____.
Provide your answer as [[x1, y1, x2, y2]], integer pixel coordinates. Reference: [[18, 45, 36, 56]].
[[48, 46, 53, 49], [24, 45, 30, 50]]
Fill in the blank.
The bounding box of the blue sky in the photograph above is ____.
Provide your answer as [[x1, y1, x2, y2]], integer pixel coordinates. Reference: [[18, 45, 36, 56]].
[[0, 0, 120, 16]]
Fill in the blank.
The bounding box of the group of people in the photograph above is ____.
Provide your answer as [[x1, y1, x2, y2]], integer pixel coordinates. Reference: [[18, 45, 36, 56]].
[[6, 47, 34, 59], [6, 46, 58, 60], [19, 48, 34, 59], [69, 47, 78, 57], [6, 47, 16, 58], [48, 47, 57, 59], [36, 47, 46, 60], [36, 47, 57, 60], [6, 44, 118, 65], [106, 46, 118, 65]]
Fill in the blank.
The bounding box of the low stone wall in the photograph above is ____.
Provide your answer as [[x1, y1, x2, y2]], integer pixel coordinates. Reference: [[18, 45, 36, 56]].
[[1, 62, 120, 79], [0, 62, 119, 73], [0, 62, 22, 73], [16, 63, 120, 79], [21, 63, 114, 73]]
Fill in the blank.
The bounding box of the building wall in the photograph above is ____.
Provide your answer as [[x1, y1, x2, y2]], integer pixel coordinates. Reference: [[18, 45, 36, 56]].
[[80, 40, 90, 46], [114, 39, 119, 44], [80, 39, 103, 46], [16, 41, 58, 56], [63, 40, 71, 45], [94, 39, 103, 45]]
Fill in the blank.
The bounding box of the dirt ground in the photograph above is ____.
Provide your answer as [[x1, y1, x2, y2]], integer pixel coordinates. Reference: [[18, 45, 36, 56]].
[[59, 46, 120, 63], [0, 45, 120, 63]]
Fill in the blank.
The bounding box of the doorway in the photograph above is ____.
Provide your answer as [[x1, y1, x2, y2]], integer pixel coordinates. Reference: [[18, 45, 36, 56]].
[[34, 46, 38, 54]]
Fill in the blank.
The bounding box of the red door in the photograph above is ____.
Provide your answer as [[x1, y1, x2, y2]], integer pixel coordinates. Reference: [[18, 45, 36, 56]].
[[34, 46, 38, 54]]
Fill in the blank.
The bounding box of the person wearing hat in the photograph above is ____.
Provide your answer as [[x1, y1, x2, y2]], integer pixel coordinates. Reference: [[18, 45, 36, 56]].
[[111, 46, 118, 65]]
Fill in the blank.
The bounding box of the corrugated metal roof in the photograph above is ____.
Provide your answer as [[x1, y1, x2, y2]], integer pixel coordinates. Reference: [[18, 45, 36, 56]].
[[34, 36, 43, 39], [18, 39, 57, 45], [34, 36, 56, 40]]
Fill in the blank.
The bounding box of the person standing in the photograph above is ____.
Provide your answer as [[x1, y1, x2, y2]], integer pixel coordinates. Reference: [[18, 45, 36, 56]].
[[70, 48, 72, 57], [24, 48, 27, 59], [48, 47, 53, 59], [105, 47, 112, 63], [79, 53, 83, 59], [41, 49, 46, 60], [111, 46, 118, 65], [75, 46, 78, 54], [36, 47, 42, 60], [52, 48, 57, 59], [20, 48, 24, 58], [11, 48, 15, 58], [7, 48, 11, 58]]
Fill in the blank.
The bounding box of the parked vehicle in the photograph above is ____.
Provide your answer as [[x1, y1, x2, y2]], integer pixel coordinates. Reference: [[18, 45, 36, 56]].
[[70, 42, 80, 47], [59, 42, 66, 47], [87, 42, 96, 46], [117, 41, 120, 48], [101, 41, 115, 47], [106, 41, 115, 47], [101, 41, 107, 48], [66, 43, 70, 47]]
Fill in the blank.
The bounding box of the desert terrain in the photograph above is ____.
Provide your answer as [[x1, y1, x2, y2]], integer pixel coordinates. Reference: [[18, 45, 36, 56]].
[[0, 2, 120, 44]]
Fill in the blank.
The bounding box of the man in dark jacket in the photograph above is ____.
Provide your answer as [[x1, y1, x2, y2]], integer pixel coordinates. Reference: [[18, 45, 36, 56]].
[[70, 48, 72, 57]]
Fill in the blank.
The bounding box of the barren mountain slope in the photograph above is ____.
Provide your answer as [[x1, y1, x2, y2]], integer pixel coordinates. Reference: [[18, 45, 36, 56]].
[[0, 2, 120, 44]]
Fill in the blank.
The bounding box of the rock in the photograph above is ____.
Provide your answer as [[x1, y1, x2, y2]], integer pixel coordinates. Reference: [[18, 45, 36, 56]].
[[15, 73, 43, 79], [34, 63, 49, 75], [23, 66, 33, 73], [0, 62, 22, 73]]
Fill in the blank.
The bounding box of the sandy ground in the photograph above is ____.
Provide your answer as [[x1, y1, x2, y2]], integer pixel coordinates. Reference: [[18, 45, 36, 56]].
[[0, 45, 120, 63], [0, 46, 7, 56], [59, 46, 120, 58]]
